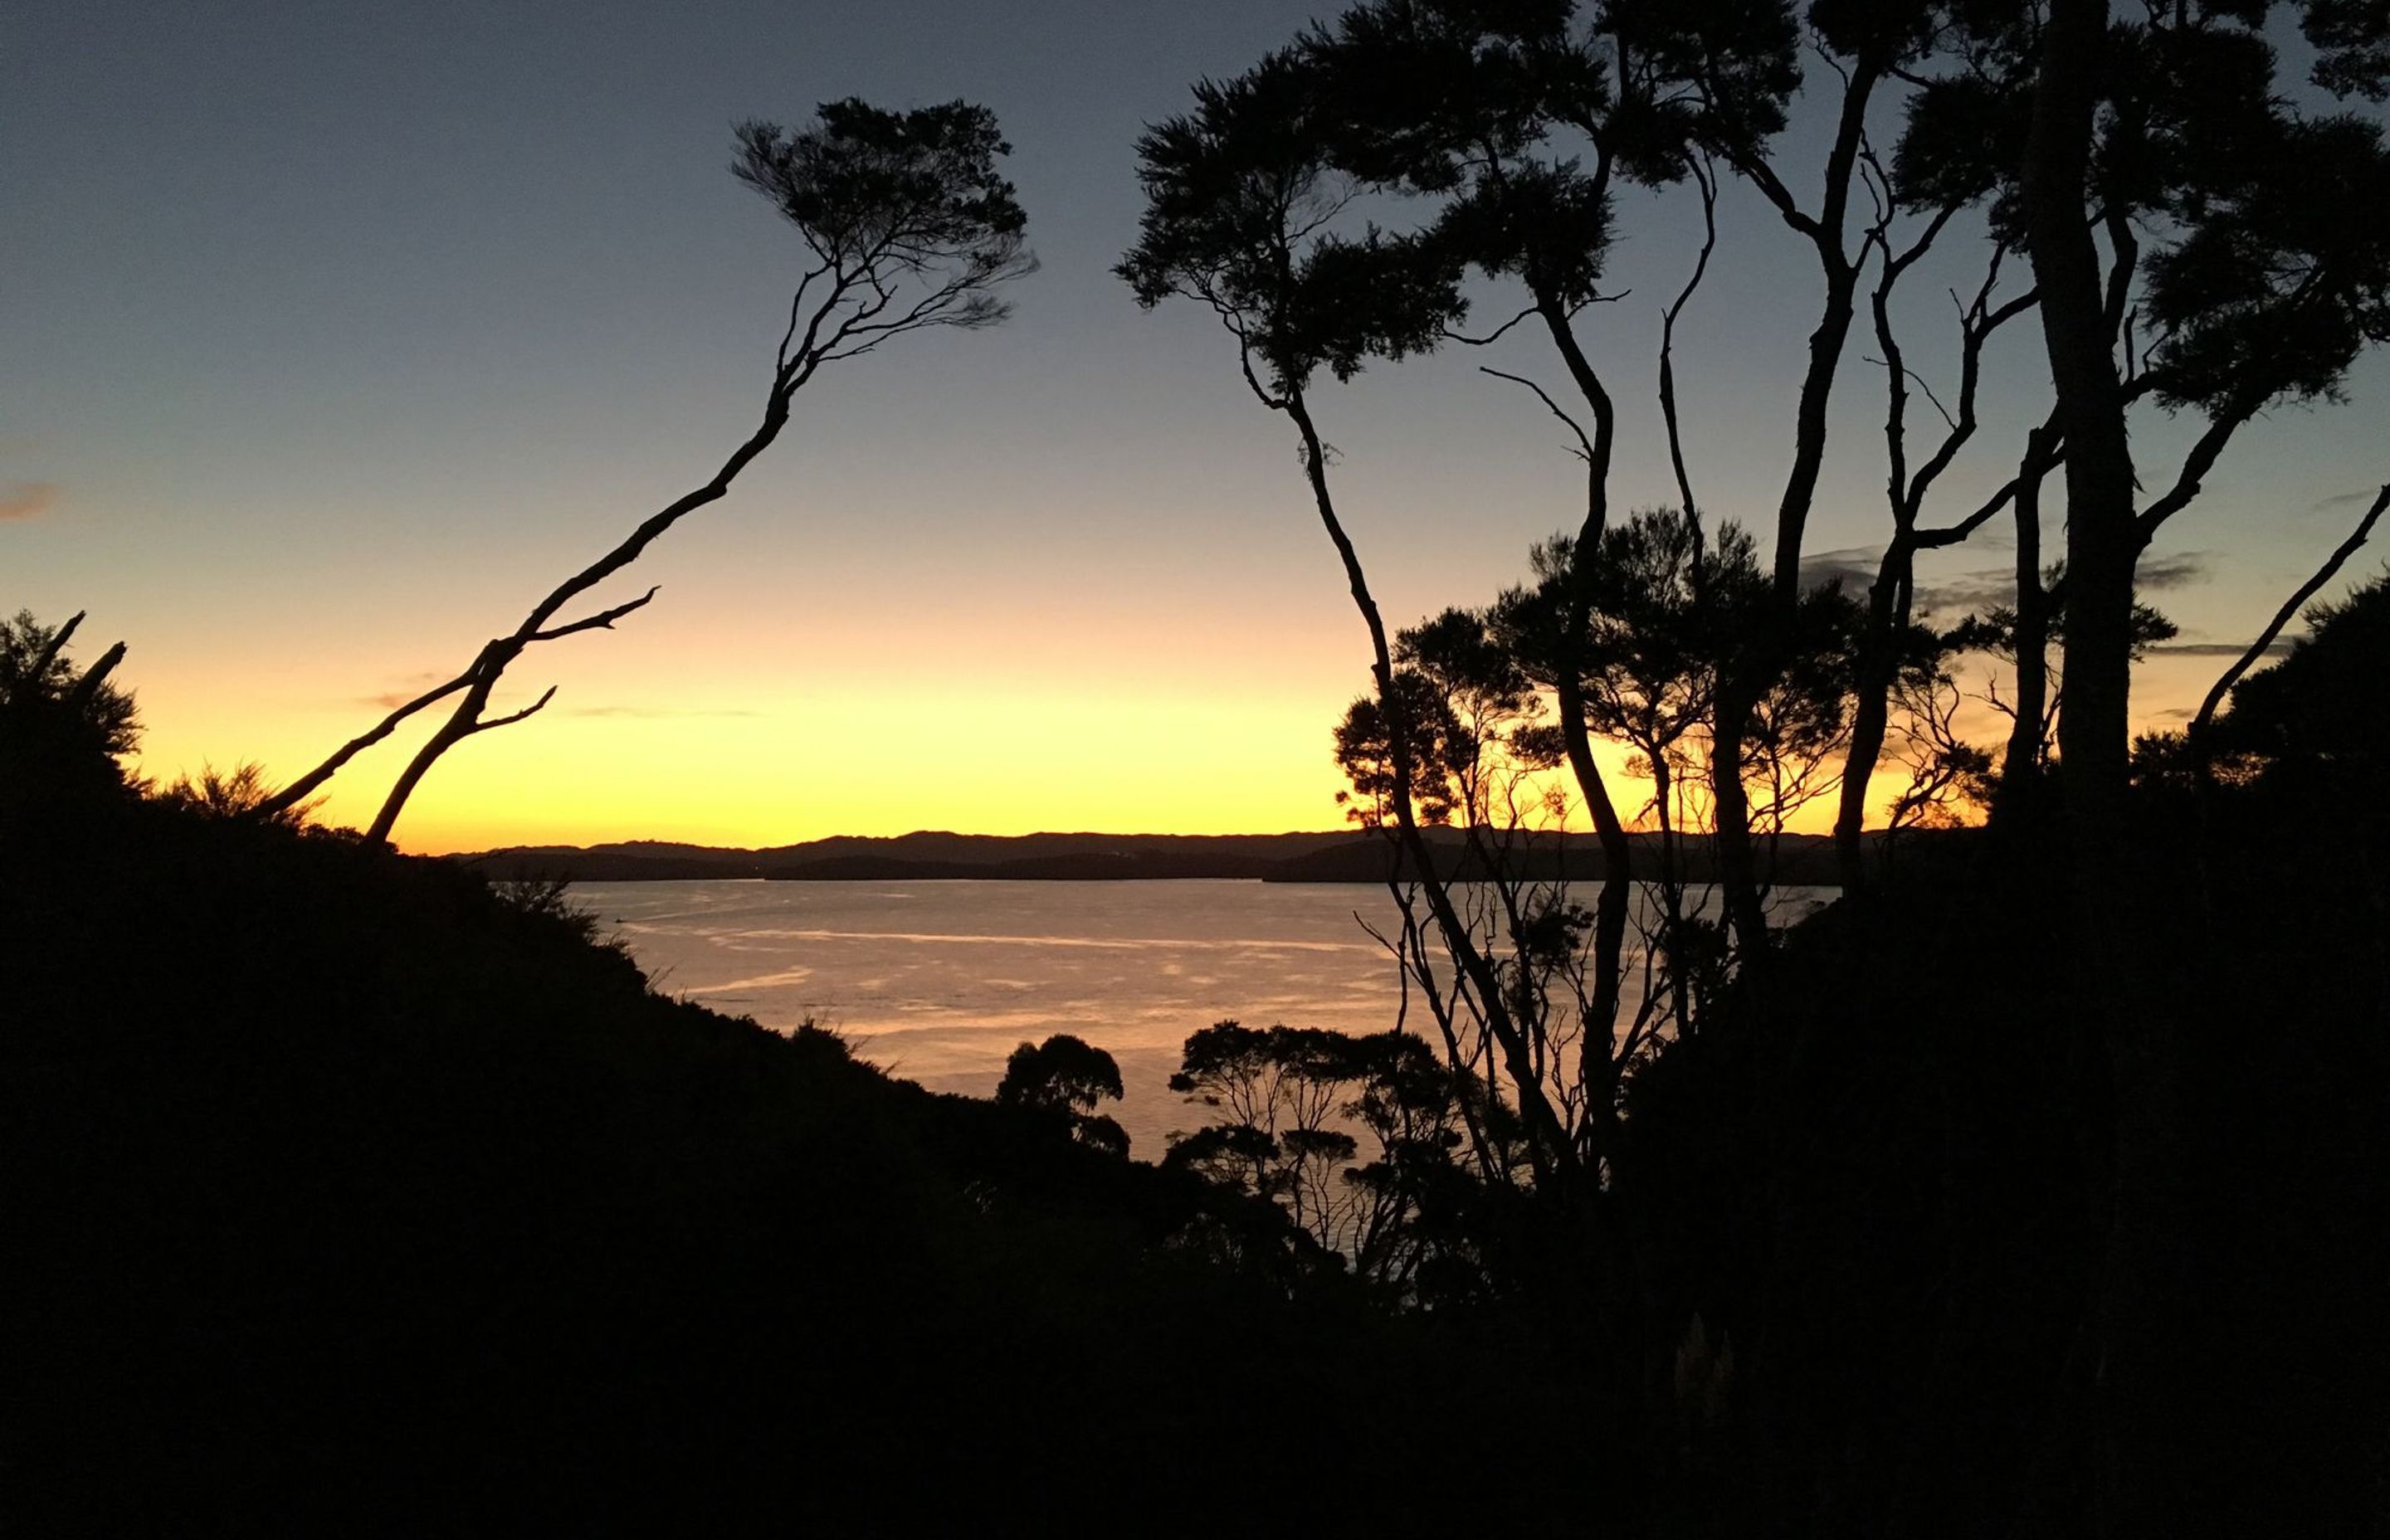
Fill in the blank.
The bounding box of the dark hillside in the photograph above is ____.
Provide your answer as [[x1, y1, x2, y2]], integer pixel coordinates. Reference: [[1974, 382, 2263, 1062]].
[[0, 797, 1582, 1533], [1611, 795, 2390, 1535]]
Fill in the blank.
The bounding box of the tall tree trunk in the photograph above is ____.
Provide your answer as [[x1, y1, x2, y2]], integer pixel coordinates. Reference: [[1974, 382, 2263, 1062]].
[[1833, 539, 1910, 889], [2000, 429, 2057, 806], [1718, 243, 1861, 951], [1282, 389, 1578, 1189], [2022, 0, 2136, 827], [2022, 5, 2182, 1530], [1533, 300, 1636, 1115]]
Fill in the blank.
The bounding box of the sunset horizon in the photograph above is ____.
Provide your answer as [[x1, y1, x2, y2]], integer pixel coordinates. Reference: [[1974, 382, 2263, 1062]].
[[11, 0, 2386, 1528]]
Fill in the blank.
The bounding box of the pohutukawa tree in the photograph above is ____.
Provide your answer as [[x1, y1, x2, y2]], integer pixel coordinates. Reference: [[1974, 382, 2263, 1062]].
[[266, 100, 1033, 843]]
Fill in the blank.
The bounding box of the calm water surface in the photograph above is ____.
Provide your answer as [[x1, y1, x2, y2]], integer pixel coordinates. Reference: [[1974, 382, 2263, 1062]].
[[580, 879, 1833, 1157]]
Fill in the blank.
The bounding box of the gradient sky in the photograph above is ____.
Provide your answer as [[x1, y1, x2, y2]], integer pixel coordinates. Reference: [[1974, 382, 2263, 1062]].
[[8, 0, 2385, 853]]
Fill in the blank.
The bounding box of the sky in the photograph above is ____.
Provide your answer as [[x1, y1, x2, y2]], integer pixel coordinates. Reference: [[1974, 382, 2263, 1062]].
[[7, 0, 2386, 854]]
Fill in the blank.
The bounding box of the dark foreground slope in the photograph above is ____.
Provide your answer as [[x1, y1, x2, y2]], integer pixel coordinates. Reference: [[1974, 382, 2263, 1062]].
[[1613, 787, 2390, 1537], [0, 799, 1577, 1533]]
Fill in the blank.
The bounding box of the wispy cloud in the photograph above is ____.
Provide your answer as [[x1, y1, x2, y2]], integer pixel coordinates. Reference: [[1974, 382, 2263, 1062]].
[[1798, 545, 1879, 592], [2310, 486, 2383, 513], [566, 704, 764, 719], [1913, 550, 2212, 616], [0, 480, 60, 520], [1914, 568, 2017, 615], [2137, 551, 2211, 590], [2144, 639, 2292, 657], [355, 671, 452, 711]]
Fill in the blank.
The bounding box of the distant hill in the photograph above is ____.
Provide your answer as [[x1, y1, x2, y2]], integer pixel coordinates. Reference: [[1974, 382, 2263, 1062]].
[[460, 827, 1877, 885]]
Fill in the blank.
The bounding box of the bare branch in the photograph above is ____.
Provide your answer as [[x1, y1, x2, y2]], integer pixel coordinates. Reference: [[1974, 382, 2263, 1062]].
[[526, 586, 661, 643], [63, 641, 127, 712], [774, 264, 827, 373], [1888, 199, 1962, 280], [2134, 397, 2259, 546], [259, 663, 481, 817], [1660, 154, 1719, 522], [29, 611, 85, 680], [462, 685, 558, 738], [1916, 422, 2063, 548], [1478, 367, 1595, 466], [1444, 305, 1539, 348]]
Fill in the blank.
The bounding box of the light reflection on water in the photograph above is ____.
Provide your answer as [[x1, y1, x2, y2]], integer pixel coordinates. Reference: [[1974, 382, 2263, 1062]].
[[579, 878, 1833, 1159]]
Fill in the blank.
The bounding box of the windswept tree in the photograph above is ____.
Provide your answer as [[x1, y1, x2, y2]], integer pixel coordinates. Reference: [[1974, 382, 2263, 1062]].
[[267, 100, 1034, 843]]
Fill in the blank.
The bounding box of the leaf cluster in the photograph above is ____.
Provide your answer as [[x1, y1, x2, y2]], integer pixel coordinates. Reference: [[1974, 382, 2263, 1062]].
[[1895, 2, 2390, 413], [734, 98, 1033, 329], [1118, 55, 1466, 392]]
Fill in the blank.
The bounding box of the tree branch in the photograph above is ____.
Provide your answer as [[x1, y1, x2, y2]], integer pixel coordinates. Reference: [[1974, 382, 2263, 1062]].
[[1444, 305, 1539, 347], [259, 663, 482, 817], [1660, 155, 1719, 522], [29, 611, 85, 680], [2134, 397, 2257, 546], [525, 586, 661, 643], [2191, 482, 2388, 736], [1478, 367, 1595, 465], [64, 642, 127, 712], [462, 685, 558, 738]]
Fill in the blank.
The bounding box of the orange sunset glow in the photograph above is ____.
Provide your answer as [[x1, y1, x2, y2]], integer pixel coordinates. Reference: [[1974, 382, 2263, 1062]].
[[14, 0, 2388, 1529]]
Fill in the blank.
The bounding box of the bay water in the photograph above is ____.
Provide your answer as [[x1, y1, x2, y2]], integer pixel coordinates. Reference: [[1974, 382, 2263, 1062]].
[[579, 878, 1835, 1158]]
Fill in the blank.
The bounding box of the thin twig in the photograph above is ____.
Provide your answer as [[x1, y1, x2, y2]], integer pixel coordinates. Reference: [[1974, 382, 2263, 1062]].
[[1478, 367, 1595, 465]]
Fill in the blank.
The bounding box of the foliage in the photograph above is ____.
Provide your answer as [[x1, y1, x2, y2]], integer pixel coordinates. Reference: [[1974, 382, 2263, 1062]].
[[2200, 567, 2390, 786], [13, 755, 1624, 1528], [1896, 0, 2390, 418], [996, 1032, 1132, 1156], [1165, 1019, 1495, 1293], [1115, 53, 1466, 394], [1488, 510, 1872, 827], [0, 609, 140, 811], [731, 99, 1036, 337], [158, 761, 320, 828]]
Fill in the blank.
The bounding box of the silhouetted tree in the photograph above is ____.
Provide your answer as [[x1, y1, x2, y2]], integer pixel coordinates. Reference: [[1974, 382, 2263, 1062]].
[[1900, 0, 2390, 825], [1944, 574, 2181, 795], [0, 610, 139, 813], [2190, 483, 2389, 747], [269, 100, 1034, 843], [2202, 562, 2390, 787], [1898, 12, 2390, 1512], [997, 1033, 1130, 1156], [1119, 52, 1588, 1192]]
